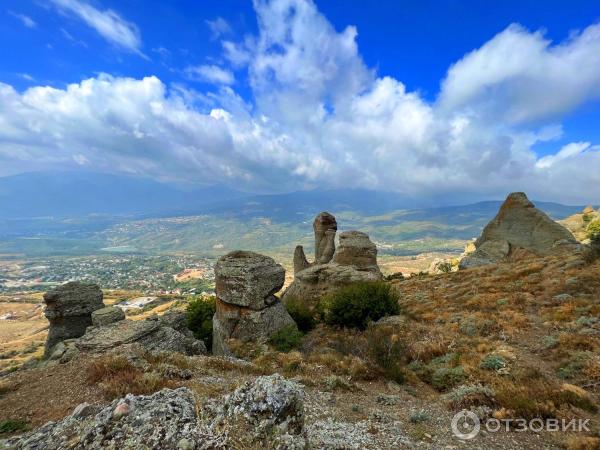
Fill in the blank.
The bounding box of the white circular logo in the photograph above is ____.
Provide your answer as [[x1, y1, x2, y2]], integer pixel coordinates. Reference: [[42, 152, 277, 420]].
[[451, 410, 480, 440]]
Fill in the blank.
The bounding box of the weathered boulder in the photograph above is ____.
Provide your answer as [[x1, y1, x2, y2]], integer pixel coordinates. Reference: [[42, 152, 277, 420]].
[[1, 388, 211, 449], [215, 250, 285, 310], [207, 374, 304, 436], [91, 306, 125, 327], [460, 192, 579, 269], [75, 317, 207, 356], [333, 231, 380, 271], [212, 251, 296, 356], [283, 214, 383, 308], [43, 282, 104, 358]]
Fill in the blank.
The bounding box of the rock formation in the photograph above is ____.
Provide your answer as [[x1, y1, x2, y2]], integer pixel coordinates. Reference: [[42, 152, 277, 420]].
[[3, 375, 306, 449], [294, 211, 338, 273], [212, 251, 297, 356], [460, 192, 579, 269], [43, 281, 104, 357], [282, 213, 383, 308]]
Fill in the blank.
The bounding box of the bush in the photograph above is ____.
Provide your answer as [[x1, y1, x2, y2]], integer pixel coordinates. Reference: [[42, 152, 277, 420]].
[[442, 384, 495, 410], [269, 325, 304, 352], [431, 367, 466, 391], [318, 281, 400, 330], [366, 322, 406, 383], [186, 296, 216, 350], [587, 219, 600, 240], [0, 420, 28, 435], [480, 354, 507, 371], [285, 297, 316, 332]]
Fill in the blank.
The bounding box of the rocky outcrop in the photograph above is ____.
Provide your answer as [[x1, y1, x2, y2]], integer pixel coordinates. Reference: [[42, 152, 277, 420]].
[[3, 376, 307, 450], [212, 251, 296, 356], [460, 192, 579, 269], [207, 373, 304, 436], [75, 317, 206, 356], [91, 306, 125, 327], [1, 388, 212, 450], [283, 213, 383, 308], [43, 282, 104, 358]]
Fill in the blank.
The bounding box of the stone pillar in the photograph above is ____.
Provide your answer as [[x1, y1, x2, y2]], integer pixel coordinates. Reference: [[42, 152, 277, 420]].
[[313, 212, 337, 264], [212, 251, 297, 356], [43, 281, 104, 358]]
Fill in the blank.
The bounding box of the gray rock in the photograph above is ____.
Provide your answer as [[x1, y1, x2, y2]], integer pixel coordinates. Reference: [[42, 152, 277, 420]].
[[43, 282, 104, 358], [91, 306, 125, 327], [293, 245, 311, 274], [2, 388, 211, 449], [75, 319, 207, 356], [215, 251, 285, 310], [208, 374, 305, 436], [460, 192, 579, 269]]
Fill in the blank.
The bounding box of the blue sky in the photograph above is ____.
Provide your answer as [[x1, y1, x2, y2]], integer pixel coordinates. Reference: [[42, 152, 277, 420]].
[[1, 0, 600, 202]]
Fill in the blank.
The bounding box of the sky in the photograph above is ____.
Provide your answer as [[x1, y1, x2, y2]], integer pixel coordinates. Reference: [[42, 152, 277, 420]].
[[1, 0, 600, 203]]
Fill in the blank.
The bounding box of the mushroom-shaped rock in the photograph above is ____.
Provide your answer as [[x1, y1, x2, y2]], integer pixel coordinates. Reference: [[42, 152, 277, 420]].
[[212, 251, 296, 356], [215, 251, 285, 310], [43, 282, 104, 357]]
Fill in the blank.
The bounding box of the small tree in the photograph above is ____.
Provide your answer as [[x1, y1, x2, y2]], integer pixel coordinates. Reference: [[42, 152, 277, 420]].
[[186, 296, 216, 350]]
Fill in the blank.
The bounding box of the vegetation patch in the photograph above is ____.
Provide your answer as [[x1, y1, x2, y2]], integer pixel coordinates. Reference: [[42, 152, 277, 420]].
[[285, 297, 316, 332], [186, 296, 216, 350], [268, 325, 304, 353], [318, 281, 400, 330]]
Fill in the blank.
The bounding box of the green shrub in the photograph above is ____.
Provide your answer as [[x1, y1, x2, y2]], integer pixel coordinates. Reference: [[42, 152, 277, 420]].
[[480, 354, 507, 371], [0, 420, 28, 435], [587, 219, 600, 240], [409, 410, 430, 424], [186, 296, 216, 350], [285, 297, 316, 332], [431, 367, 466, 391], [318, 281, 400, 330], [269, 325, 303, 352]]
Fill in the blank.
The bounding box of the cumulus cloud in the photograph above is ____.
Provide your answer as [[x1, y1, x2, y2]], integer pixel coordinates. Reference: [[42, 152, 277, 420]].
[[50, 0, 144, 56], [185, 65, 235, 85], [2, 0, 600, 203], [439, 23, 600, 124]]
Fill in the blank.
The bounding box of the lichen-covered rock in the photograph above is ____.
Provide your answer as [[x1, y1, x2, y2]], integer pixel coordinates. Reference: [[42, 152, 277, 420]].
[[215, 251, 285, 310], [460, 192, 579, 269], [43, 282, 104, 358], [208, 374, 305, 436], [75, 318, 206, 356], [1, 388, 213, 449], [91, 306, 125, 327]]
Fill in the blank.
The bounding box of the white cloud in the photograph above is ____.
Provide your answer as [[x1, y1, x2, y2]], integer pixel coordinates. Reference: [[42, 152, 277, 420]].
[[8, 11, 37, 28], [206, 17, 232, 40], [50, 0, 144, 56], [2, 0, 600, 203], [439, 23, 600, 124], [185, 65, 235, 85]]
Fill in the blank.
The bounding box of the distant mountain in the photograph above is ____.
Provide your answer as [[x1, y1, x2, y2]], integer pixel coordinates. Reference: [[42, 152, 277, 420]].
[[0, 171, 246, 218]]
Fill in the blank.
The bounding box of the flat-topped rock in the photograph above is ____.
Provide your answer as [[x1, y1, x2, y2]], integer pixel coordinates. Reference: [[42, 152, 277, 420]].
[[215, 251, 285, 310], [91, 306, 125, 327], [333, 230, 380, 271]]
